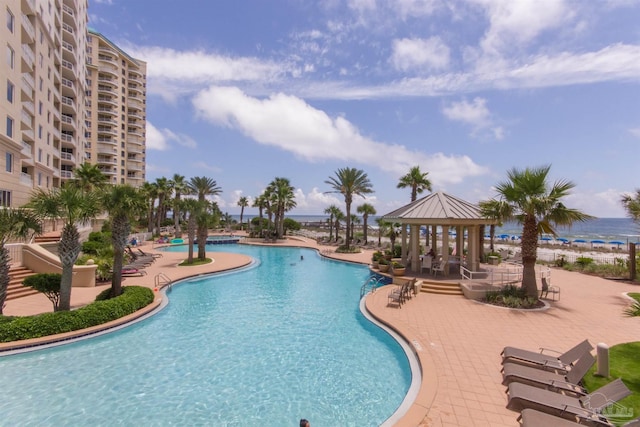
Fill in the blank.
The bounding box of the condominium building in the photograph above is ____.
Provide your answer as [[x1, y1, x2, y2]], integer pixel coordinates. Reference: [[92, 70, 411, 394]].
[[86, 29, 146, 187], [1, 0, 146, 208]]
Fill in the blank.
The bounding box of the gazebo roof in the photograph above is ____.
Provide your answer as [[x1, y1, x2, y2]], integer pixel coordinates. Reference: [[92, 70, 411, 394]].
[[381, 191, 492, 225]]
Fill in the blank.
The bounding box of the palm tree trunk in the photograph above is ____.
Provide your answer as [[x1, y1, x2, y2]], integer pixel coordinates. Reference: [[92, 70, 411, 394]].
[[0, 245, 10, 314], [197, 224, 207, 260], [110, 215, 129, 297], [58, 224, 81, 311], [521, 214, 539, 297], [187, 218, 196, 264]]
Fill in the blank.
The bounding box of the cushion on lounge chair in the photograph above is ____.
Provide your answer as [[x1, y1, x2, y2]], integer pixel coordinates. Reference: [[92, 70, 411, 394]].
[[518, 408, 614, 427]]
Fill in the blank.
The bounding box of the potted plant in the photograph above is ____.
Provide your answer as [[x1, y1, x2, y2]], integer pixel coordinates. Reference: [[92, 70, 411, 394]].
[[392, 261, 406, 276], [371, 251, 383, 269], [378, 257, 390, 272]]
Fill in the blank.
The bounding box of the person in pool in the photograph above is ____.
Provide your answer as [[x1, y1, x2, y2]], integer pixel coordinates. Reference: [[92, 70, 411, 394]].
[[300, 419, 310, 427]]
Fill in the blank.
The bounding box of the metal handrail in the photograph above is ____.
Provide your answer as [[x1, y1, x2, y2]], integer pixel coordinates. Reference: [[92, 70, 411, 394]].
[[154, 273, 173, 292]]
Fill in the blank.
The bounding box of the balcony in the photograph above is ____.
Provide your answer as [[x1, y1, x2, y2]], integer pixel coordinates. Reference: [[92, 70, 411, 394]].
[[21, 14, 35, 42], [61, 77, 76, 97], [97, 144, 117, 155], [98, 95, 117, 107], [22, 128, 34, 141], [21, 74, 34, 99], [62, 3, 74, 17], [98, 75, 116, 86], [62, 40, 74, 53], [21, 109, 33, 128], [97, 107, 116, 116], [127, 130, 143, 138], [98, 85, 116, 95], [127, 100, 144, 111], [98, 54, 118, 66], [98, 126, 117, 137], [97, 167, 117, 176], [21, 141, 32, 156], [62, 22, 74, 35], [99, 65, 118, 77], [97, 137, 116, 145], [61, 133, 74, 144], [60, 170, 73, 179], [21, 44, 35, 70], [127, 146, 143, 155], [97, 156, 117, 165], [22, 0, 36, 13], [20, 172, 33, 187], [61, 114, 73, 124], [98, 46, 117, 56], [60, 151, 74, 161], [127, 164, 143, 171]]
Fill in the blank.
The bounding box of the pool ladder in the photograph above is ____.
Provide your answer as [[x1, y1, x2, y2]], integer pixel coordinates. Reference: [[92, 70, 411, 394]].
[[359, 274, 387, 299], [154, 273, 173, 292]]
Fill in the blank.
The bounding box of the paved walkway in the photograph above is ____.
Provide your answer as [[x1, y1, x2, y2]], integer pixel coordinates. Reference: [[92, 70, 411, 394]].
[[4, 236, 640, 426]]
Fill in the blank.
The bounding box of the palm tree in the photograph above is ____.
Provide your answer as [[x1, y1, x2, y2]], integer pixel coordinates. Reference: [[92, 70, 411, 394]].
[[29, 186, 100, 311], [266, 177, 296, 238], [0, 208, 41, 314], [99, 185, 147, 297], [325, 167, 373, 251], [237, 196, 249, 230], [154, 177, 171, 233], [621, 190, 640, 223], [72, 163, 108, 193], [397, 165, 432, 202], [188, 176, 222, 260], [324, 205, 341, 241], [180, 198, 204, 264], [376, 218, 390, 247], [490, 165, 593, 297], [479, 199, 512, 252], [356, 203, 376, 244], [334, 210, 345, 242], [170, 174, 189, 238], [140, 181, 158, 233]]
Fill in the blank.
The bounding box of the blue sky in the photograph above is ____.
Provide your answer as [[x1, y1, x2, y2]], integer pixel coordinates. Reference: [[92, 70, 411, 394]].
[[89, 0, 640, 218]]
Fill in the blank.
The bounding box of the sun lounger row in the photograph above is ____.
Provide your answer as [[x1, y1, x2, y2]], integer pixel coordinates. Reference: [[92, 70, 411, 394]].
[[500, 339, 636, 426], [387, 278, 417, 307], [121, 246, 162, 275]]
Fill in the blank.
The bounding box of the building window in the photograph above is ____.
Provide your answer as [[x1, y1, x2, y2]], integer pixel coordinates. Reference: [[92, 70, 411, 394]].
[[38, 101, 43, 115], [38, 148, 42, 162], [38, 125, 42, 138], [6, 8, 13, 33], [7, 45, 14, 69], [6, 116, 13, 138], [7, 79, 14, 103], [6, 152, 12, 172], [46, 176, 49, 187], [0, 190, 11, 207], [37, 172, 42, 186]]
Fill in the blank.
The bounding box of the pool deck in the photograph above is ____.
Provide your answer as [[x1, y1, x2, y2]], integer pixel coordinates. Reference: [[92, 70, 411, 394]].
[[4, 234, 640, 426]]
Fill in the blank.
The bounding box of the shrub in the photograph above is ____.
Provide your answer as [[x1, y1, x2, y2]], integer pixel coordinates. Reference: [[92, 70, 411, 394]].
[[485, 285, 538, 309], [624, 301, 640, 317], [23, 273, 61, 311], [554, 255, 567, 267], [0, 286, 154, 343], [576, 257, 594, 267]]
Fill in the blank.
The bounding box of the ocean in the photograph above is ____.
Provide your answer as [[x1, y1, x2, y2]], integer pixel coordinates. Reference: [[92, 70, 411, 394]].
[[232, 215, 640, 244]]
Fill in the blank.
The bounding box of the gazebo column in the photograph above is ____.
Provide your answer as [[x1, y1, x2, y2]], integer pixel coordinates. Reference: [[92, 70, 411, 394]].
[[431, 226, 438, 255], [409, 225, 420, 271], [468, 226, 479, 271], [442, 228, 450, 276], [401, 223, 407, 261], [456, 226, 463, 258]]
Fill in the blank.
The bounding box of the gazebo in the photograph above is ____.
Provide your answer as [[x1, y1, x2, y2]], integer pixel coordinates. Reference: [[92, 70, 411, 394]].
[[381, 192, 495, 275]]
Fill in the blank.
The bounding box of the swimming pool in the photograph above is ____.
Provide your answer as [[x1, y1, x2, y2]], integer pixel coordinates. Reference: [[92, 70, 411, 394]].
[[0, 246, 412, 426]]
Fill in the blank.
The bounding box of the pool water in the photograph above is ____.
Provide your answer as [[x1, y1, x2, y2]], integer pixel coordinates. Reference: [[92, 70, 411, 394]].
[[0, 246, 411, 426]]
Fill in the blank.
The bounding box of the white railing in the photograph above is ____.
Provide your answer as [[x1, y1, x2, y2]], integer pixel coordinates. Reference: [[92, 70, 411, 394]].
[[6, 243, 24, 265]]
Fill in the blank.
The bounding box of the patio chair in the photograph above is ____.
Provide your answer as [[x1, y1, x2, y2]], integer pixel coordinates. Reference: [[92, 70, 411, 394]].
[[541, 277, 561, 301], [502, 351, 595, 395], [501, 339, 593, 372], [137, 248, 162, 259], [121, 267, 147, 276], [421, 256, 432, 273], [432, 260, 447, 277], [507, 379, 631, 425], [517, 408, 614, 427], [387, 284, 405, 308]]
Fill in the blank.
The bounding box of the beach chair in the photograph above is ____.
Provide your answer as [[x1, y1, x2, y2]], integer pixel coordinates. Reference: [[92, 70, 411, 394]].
[[506, 379, 631, 425], [517, 408, 614, 427], [137, 248, 162, 259], [502, 351, 595, 395], [501, 339, 593, 373], [541, 276, 560, 301], [387, 284, 404, 308], [121, 267, 147, 276]]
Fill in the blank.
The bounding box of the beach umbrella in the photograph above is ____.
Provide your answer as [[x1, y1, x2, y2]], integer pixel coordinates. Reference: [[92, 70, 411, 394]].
[[609, 240, 624, 248], [591, 240, 605, 244], [574, 239, 587, 243], [540, 236, 553, 241], [557, 238, 569, 243]]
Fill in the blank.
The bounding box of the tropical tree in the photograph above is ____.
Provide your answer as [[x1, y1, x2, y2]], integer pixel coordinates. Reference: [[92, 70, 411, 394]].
[[325, 167, 373, 251], [140, 181, 158, 233], [0, 208, 41, 314], [324, 205, 341, 241], [71, 163, 108, 193], [334, 210, 345, 242], [621, 190, 640, 223], [237, 196, 249, 230], [170, 174, 189, 238], [479, 199, 512, 252], [356, 203, 376, 244], [489, 165, 593, 297], [99, 185, 147, 297], [29, 186, 100, 311], [253, 194, 267, 219], [376, 218, 390, 247], [397, 165, 432, 202], [188, 176, 222, 260], [154, 177, 171, 232], [180, 198, 205, 264], [265, 177, 296, 238]]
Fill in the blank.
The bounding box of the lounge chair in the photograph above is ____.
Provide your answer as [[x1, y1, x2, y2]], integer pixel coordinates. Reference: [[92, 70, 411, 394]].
[[502, 351, 595, 395], [517, 408, 614, 427], [121, 267, 147, 276], [507, 378, 631, 425], [137, 248, 162, 259], [387, 285, 404, 307], [501, 339, 593, 372]]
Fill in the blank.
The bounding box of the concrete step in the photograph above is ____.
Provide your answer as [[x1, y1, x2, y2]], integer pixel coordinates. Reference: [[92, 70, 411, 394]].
[[6, 266, 39, 300]]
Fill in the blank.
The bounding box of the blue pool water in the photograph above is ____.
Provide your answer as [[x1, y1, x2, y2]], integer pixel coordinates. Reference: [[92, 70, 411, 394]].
[[0, 245, 411, 426]]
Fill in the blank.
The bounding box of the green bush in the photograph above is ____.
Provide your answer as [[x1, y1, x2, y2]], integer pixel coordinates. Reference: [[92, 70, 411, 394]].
[[576, 257, 594, 267], [23, 273, 62, 311], [0, 286, 155, 343], [485, 285, 538, 308]]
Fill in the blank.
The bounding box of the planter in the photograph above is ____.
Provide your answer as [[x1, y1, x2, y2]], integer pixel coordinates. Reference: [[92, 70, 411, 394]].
[[371, 261, 379, 269], [392, 267, 406, 276], [378, 264, 390, 273]]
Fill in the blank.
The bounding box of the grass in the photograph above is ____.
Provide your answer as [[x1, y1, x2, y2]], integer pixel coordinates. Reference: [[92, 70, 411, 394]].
[[629, 293, 640, 302], [178, 257, 212, 266], [582, 342, 640, 426]]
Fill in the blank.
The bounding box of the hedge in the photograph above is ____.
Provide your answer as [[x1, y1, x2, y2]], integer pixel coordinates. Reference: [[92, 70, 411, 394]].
[[0, 286, 155, 343]]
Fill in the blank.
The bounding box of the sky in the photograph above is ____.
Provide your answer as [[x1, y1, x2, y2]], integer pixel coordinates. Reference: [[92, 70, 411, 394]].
[[89, 0, 640, 218]]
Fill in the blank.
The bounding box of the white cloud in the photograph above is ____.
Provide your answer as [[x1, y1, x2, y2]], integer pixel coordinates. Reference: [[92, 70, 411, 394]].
[[472, 0, 571, 56], [192, 86, 488, 186], [391, 37, 451, 72], [145, 122, 170, 150], [163, 129, 197, 148], [630, 128, 640, 138], [192, 161, 223, 174], [442, 97, 504, 139], [565, 189, 628, 218], [294, 187, 343, 211]]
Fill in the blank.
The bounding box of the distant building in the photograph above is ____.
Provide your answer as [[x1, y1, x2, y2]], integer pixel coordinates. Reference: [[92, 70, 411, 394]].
[[0, 0, 146, 208]]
